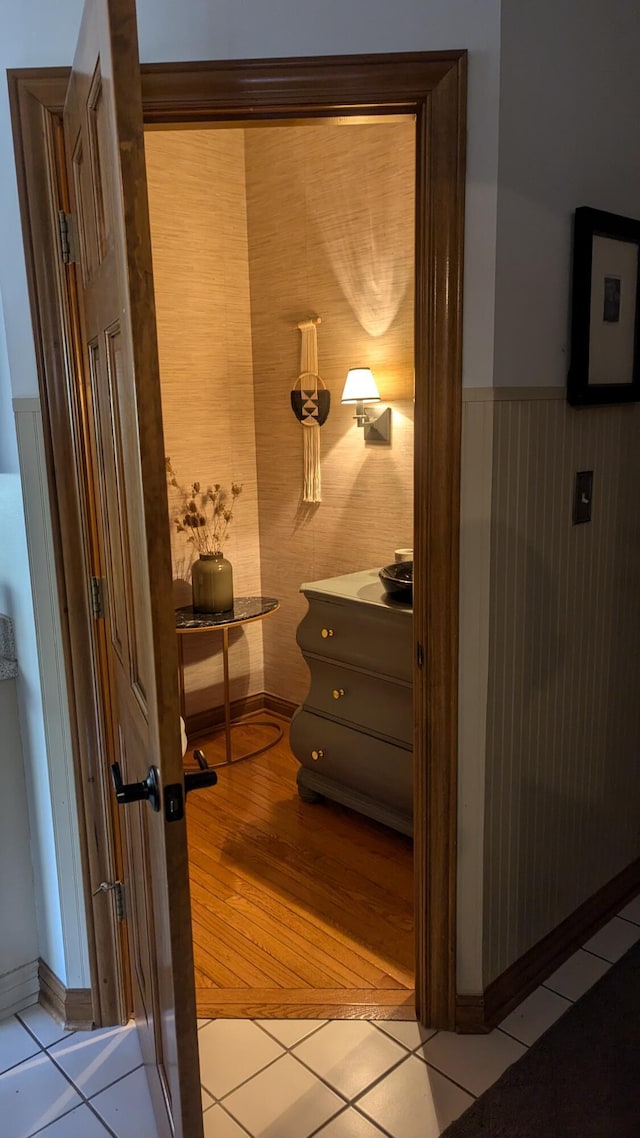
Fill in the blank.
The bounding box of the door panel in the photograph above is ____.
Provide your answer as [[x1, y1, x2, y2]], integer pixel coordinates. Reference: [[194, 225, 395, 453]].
[[63, 2, 203, 1135]]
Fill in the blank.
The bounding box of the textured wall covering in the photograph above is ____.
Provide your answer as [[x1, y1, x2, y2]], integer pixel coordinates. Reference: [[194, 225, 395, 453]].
[[145, 131, 263, 719], [244, 121, 415, 704], [146, 120, 415, 715], [483, 392, 640, 985]]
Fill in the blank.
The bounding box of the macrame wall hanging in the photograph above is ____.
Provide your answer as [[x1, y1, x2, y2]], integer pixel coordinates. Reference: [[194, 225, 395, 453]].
[[290, 317, 330, 503]]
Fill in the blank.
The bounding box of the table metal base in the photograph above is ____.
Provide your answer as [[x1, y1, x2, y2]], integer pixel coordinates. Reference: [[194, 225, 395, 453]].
[[204, 715, 284, 768], [176, 606, 284, 768]]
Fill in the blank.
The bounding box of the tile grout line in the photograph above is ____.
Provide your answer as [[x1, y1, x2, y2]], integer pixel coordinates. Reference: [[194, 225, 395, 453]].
[[580, 946, 623, 965], [540, 981, 577, 999], [305, 1099, 398, 1138], [28, 1098, 117, 1138], [204, 1047, 295, 1105], [291, 1046, 410, 1108], [218, 1051, 351, 1112], [0, 1016, 91, 1138], [0, 1050, 43, 1078], [252, 1019, 329, 1049], [394, 1052, 483, 1103], [211, 1098, 255, 1138], [370, 1020, 438, 1049], [203, 1032, 463, 1135], [11, 1013, 121, 1138], [495, 1025, 534, 1047], [16, 1010, 73, 1051], [41, 1043, 143, 1138], [613, 913, 640, 928], [20, 1051, 119, 1138], [202, 1023, 433, 1116], [202, 1020, 524, 1123], [200, 1020, 416, 1108]]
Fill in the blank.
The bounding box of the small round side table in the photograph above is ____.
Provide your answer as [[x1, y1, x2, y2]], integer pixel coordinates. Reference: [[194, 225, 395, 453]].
[[175, 597, 282, 766]]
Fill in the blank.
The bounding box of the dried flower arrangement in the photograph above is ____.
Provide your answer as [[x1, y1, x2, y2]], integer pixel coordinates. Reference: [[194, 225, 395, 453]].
[[166, 457, 242, 556]]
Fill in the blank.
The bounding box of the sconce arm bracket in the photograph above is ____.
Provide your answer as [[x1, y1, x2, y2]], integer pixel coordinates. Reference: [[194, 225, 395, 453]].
[[363, 406, 392, 444]]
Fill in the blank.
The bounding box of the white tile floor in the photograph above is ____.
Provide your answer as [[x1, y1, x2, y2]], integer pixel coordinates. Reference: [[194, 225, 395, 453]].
[[1, 899, 638, 1138]]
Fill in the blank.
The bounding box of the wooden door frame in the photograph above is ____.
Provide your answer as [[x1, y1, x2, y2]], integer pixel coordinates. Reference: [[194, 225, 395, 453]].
[[9, 51, 466, 1029]]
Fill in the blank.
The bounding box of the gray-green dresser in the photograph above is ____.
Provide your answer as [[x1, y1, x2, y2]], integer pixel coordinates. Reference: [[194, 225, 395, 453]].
[[289, 568, 413, 835]]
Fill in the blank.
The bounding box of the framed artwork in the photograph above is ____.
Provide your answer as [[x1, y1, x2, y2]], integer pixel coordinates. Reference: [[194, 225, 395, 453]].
[[567, 206, 640, 406]]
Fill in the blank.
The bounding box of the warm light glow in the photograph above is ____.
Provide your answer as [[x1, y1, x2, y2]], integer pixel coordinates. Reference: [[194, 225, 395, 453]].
[[305, 120, 415, 337], [341, 368, 381, 404]]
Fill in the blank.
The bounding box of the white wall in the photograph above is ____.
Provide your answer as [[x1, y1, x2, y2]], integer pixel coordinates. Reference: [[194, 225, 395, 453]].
[[14, 404, 91, 990], [1, 0, 502, 402], [494, 0, 640, 389], [0, 0, 502, 996], [0, 302, 19, 474], [0, 476, 40, 1009]]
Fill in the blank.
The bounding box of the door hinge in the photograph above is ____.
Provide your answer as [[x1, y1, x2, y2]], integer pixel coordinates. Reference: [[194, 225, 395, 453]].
[[92, 879, 126, 922], [90, 576, 106, 620], [113, 881, 126, 923], [57, 210, 78, 265]]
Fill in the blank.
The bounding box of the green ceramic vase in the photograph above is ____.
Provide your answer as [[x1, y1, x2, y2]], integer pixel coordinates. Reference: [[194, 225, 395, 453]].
[[191, 553, 234, 614]]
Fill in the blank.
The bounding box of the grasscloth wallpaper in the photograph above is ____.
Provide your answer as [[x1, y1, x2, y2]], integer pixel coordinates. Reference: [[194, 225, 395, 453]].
[[245, 122, 415, 704], [145, 121, 415, 719], [145, 130, 263, 720]]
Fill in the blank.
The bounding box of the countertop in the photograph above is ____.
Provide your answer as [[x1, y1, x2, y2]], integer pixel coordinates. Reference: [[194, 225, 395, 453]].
[[300, 568, 413, 615]]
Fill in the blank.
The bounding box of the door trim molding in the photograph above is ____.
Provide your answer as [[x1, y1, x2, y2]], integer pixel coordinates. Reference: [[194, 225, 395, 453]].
[[8, 51, 466, 1029]]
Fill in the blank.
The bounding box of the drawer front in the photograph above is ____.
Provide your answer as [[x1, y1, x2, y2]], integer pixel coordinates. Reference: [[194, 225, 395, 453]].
[[305, 659, 412, 746], [290, 710, 412, 817], [298, 598, 412, 681]]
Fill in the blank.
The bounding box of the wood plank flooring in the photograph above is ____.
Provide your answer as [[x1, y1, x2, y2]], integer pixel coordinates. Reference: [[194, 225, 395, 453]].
[[185, 713, 415, 1019]]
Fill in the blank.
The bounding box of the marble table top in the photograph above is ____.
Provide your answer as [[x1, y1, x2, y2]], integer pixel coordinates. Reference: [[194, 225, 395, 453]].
[[175, 597, 279, 631]]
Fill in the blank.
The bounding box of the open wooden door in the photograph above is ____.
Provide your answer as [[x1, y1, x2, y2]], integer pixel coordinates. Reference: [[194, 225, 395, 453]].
[[62, 1, 203, 1135]]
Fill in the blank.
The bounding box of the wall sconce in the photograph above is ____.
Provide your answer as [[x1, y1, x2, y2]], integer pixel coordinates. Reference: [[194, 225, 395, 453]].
[[340, 367, 392, 444]]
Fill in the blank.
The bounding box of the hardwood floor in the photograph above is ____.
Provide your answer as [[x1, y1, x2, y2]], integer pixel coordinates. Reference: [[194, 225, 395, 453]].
[[185, 713, 415, 1019]]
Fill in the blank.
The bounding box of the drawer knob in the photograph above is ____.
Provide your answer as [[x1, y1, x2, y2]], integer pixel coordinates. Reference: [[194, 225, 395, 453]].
[[311, 749, 324, 760], [332, 688, 345, 700], [321, 627, 334, 638]]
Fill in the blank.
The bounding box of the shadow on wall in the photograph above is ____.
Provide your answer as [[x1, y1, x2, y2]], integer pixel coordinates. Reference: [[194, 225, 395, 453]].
[[293, 500, 321, 532], [182, 622, 253, 714], [172, 570, 192, 609]]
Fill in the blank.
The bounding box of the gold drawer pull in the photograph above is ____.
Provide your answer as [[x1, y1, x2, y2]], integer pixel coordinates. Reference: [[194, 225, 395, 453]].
[[311, 749, 324, 760], [321, 627, 334, 638], [332, 688, 345, 700]]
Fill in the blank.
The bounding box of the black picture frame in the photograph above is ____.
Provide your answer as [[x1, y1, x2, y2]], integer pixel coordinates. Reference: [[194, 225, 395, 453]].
[[567, 206, 640, 406]]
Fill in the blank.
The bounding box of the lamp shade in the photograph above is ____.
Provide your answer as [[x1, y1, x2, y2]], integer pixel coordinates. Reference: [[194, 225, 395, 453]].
[[340, 367, 380, 405]]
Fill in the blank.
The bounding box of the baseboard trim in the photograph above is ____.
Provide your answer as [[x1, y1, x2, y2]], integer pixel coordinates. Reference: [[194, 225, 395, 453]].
[[0, 960, 39, 1019], [186, 691, 296, 739], [263, 691, 297, 720], [38, 959, 94, 1030], [456, 857, 640, 1032], [454, 995, 486, 1033]]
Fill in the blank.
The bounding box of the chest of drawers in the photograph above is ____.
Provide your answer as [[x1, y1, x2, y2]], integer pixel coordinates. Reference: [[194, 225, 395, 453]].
[[289, 569, 413, 835]]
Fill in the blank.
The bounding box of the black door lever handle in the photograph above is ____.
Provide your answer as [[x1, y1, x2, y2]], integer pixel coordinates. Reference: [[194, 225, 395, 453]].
[[111, 761, 161, 812], [184, 748, 218, 796]]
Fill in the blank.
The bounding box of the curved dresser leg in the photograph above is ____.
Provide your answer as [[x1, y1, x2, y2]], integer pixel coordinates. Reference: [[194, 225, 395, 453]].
[[297, 782, 323, 804]]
